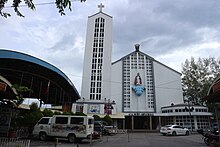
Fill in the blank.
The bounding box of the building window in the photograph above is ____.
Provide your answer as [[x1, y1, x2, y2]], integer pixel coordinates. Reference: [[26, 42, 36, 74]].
[[55, 117, 68, 124], [71, 117, 84, 124]]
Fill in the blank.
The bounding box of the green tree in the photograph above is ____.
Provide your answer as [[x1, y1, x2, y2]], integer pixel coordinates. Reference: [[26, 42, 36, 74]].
[[181, 57, 220, 105], [93, 114, 101, 121], [62, 111, 74, 115], [11, 84, 31, 106], [24, 102, 43, 125], [74, 112, 86, 116], [54, 111, 62, 115], [102, 115, 112, 125], [42, 108, 54, 117], [16, 102, 43, 130], [0, 0, 86, 18]]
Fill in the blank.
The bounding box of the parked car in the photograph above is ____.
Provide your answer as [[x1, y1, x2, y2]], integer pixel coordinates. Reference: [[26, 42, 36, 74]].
[[160, 125, 190, 136]]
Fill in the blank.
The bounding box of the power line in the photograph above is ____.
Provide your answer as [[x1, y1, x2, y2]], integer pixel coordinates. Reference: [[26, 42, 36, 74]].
[[66, 73, 182, 91]]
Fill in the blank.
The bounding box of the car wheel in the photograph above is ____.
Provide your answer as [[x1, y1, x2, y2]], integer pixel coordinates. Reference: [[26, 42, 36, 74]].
[[39, 132, 47, 141], [68, 134, 76, 143], [172, 131, 176, 136], [185, 131, 189, 136], [162, 133, 166, 136]]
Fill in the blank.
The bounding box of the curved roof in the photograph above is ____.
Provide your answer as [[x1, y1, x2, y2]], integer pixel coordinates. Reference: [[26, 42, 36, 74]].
[[0, 49, 80, 106], [204, 75, 220, 102]]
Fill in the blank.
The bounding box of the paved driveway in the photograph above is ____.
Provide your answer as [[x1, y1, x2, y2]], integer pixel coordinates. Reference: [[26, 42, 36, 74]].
[[30, 132, 207, 147]]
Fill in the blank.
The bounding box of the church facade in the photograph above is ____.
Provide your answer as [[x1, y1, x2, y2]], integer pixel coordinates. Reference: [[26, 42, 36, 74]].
[[72, 4, 212, 131]]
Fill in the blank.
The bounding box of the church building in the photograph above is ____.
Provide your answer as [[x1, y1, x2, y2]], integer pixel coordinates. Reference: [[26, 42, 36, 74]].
[[72, 3, 212, 131]]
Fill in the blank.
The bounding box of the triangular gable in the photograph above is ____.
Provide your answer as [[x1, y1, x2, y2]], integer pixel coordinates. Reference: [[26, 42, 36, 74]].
[[112, 50, 181, 75]]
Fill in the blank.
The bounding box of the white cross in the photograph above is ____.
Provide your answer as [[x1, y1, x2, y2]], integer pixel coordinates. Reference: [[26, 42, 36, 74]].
[[98, 3, 104, 12]]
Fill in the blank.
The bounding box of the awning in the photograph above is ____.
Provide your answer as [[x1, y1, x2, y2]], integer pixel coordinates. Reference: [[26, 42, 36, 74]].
[[18, 104, 30, 110], [87, 113, 125, 119], [154, 112, 213, 117]]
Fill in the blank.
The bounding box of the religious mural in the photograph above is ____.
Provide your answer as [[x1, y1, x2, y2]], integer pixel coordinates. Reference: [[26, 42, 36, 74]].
[[132, 73, 145, 96], [88, 104, 100, 114]]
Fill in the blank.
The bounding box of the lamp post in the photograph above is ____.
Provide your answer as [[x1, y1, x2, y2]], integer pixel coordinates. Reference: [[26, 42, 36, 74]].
[[185, 100, 194, 132]]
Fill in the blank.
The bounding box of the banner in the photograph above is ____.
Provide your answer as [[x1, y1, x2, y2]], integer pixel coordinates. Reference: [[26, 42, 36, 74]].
[[88, 104, 100, 114]]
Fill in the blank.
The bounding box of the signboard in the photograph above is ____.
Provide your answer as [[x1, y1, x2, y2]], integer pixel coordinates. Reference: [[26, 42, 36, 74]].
[[88, 104, 100, 114], [104, 103, 113, 115], [0, 82, 7, 92]]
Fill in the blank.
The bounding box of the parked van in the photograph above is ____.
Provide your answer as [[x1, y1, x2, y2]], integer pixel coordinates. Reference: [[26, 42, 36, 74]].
[[32, 115, 94, 143]]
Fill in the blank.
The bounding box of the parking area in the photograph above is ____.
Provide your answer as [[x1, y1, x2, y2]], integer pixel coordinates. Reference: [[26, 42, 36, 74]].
[[29, 132, 207, 147]]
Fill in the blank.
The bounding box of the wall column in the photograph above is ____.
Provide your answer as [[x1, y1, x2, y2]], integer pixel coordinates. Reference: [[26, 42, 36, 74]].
[[123, 118, 125, 130], [194, 116, 198, 130], [149, 116, 152, 130], [158, 116, 161, 129], [131, 116, 134, 130]]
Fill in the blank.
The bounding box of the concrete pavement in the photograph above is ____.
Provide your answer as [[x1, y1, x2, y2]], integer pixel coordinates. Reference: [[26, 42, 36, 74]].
[[30, 132, 207, 147]]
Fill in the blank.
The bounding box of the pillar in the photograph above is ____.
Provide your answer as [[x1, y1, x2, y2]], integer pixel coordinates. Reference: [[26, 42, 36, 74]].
[[194, 116, 198, 130], [131, 116, 134, 130], [149, 116, 152, 130], [158, 116, 161, 129], [123, 118, 125, 130]]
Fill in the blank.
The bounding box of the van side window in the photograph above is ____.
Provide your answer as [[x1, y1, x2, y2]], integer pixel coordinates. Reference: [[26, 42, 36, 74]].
[[88, 119, 93, 125], [55, 117, 68, 124], [38, 118, 50, 124], [71, 117, 84, 124]]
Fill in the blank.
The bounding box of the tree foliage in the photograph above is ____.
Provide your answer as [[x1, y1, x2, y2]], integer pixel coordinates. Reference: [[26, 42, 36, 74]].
[[42, 108, 54, 117], [181, 57, 220, 105], [93, 114, 101, 121], [11, 84, 31, 106], [17, 102, 43, 128], [0, 0, 86, 18], [102, 115, 112, 125]]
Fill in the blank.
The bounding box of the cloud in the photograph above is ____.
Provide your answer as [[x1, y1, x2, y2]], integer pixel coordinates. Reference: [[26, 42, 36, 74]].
[[1, 0, 220, 94]]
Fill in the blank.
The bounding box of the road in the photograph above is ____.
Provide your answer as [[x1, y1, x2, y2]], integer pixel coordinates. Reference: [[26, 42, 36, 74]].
[[30, 132, 207, 147]]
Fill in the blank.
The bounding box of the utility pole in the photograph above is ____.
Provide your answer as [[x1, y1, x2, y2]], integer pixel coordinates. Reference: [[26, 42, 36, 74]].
[[185, 100, 194, 132]]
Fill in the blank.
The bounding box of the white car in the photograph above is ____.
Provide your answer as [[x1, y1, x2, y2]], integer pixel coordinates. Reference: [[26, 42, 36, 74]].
[[160, 125, 190, 136]]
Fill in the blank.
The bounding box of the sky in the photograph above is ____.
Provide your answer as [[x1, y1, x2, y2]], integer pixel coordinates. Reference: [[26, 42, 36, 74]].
[[1, 0, 220, 94]]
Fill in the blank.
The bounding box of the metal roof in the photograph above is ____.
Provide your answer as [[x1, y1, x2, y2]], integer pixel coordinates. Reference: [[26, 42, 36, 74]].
[[0, 49, 80, 107]]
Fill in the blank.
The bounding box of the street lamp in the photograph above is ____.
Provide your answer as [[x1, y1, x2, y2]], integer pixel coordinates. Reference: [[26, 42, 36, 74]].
[[185, 101, 194, 132]]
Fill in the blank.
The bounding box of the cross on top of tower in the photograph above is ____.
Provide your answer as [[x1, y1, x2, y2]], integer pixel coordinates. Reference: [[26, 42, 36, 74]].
[[98, 3, 104, 12]]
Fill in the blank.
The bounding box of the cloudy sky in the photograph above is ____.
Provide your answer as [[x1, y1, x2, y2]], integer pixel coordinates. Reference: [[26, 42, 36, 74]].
[[1, 0, 220, 94]]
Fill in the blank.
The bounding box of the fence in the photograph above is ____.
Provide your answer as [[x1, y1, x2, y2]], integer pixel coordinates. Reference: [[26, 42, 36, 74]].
[[16, 127, 29, 139], [0, 138, 30, 147]]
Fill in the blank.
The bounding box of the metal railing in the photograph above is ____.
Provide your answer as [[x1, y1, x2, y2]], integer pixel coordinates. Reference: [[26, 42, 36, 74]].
[[0, 138, 30, 147], [16, 127, 29, 139]]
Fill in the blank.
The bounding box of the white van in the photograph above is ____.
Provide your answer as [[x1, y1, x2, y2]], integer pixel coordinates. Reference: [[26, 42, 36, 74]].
[[32, 115, 94, 143]]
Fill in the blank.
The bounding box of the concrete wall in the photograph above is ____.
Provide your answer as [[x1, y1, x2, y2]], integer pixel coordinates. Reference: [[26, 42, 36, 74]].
[[111, 61, 123, 112], [81, 12, 112, 100], [153, 61, 183, 113]]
